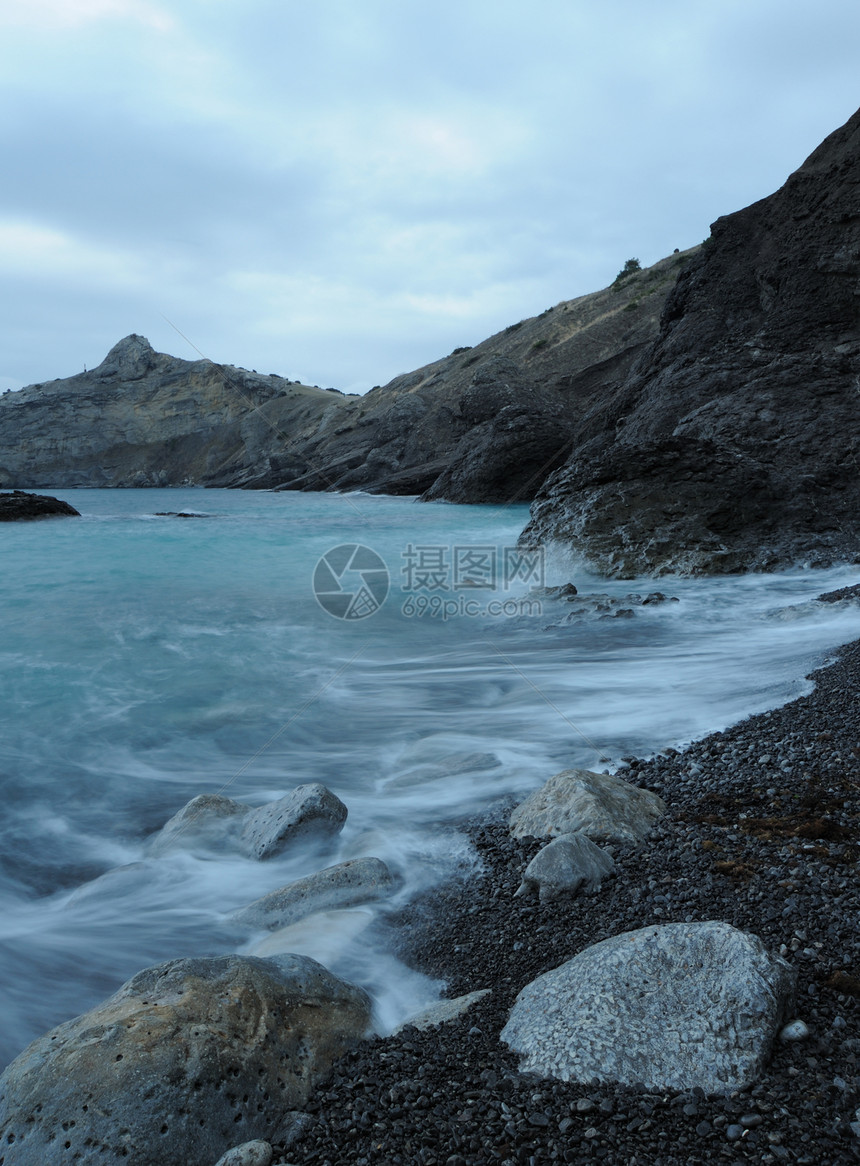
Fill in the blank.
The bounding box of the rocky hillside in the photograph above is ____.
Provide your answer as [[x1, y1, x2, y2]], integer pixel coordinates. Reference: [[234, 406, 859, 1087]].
[[0, 335, 356, 489], [522, 107, 860, 575], [0, 253, 694, 495]]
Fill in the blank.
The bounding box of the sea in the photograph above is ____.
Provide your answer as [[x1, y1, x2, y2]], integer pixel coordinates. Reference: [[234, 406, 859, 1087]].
[[1, 487, 859, 1069]]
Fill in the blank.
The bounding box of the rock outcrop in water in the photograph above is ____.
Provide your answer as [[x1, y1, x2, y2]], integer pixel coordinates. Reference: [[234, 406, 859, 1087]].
[[522, 106, 860, 574], [0, 489, 80, 520]]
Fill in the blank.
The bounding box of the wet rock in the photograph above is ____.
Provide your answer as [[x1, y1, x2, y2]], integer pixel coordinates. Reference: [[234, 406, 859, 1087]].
[[147, 793, 248, 855], [0, 489, 80, 520], [392, 989, 491, 1035], [240, 783, 348, 860], [509, 767, 666, 844], [0, 953, 371, 1166], [501, 921, 795, 1093], [515, 832, 615, 901], [232, 857, 397, 930]]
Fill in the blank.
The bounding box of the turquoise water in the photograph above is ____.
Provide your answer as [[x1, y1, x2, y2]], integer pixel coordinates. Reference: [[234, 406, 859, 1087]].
[[1, 488, 859, 1066]]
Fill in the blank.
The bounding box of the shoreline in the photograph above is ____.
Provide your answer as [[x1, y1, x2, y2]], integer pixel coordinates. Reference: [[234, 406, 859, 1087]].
[[273, 637, 860, 1165]]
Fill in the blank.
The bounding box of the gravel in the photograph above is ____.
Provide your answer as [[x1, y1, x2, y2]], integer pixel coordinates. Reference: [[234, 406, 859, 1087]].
[[270, 637, 860, 1165]]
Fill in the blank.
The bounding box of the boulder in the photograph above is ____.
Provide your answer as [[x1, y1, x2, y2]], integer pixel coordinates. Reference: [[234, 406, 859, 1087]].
[[509, 768, 666, 844], [501, 921, 795, 1093], [0, 489, 80, 520], [239, 783, 348, 860], [147, 793, 248, 855], [515, 832, 615, 901], [0, 953, 371, 1166], [232, 857, 397, 930]]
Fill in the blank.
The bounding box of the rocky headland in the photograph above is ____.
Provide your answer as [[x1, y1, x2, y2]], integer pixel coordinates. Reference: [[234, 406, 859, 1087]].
[[522, 107, 860, 575]]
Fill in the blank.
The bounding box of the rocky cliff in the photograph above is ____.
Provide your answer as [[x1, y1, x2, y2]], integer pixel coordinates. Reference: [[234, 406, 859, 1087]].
[[522, 107, 860, 575], [0, 335, 356, 489], [0, 254, 692, 496]]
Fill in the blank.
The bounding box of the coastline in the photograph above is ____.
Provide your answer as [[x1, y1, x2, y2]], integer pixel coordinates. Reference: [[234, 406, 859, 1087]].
[[275, 636, 860, 1166]]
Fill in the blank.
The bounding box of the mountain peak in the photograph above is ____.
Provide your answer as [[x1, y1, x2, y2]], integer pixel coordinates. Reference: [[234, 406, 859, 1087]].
[[97, 334, 156, 377]]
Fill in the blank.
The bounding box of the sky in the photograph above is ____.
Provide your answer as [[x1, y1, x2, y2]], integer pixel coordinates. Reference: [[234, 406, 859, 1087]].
[[1, 1, 859, 395]]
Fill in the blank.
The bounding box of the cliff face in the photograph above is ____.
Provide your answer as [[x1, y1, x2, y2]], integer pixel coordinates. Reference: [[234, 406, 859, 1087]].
[[522, 108, 860, 575], [0, 252, 692, 497]]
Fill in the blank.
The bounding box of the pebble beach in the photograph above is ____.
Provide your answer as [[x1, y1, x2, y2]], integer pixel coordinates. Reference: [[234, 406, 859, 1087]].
[[273, 631, 860, 1166]]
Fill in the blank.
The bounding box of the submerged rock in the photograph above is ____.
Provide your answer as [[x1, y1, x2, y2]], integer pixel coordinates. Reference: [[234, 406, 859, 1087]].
[[147, 793, 248, 855], [501, 921, 795, 1093], [0, 954, 371, 1166], [515, 832, 615, 901], [0, 489, 80, 520], [232, 857, 397, 930], [509, 767, 666, 844], [239, 784, 348, 860]]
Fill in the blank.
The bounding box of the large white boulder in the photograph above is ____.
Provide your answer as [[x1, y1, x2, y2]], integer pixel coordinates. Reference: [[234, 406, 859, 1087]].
[[501, 921, 795, 1093]]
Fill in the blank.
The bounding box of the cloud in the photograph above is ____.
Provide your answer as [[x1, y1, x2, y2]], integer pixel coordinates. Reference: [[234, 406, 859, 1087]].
[[0, 0, 174, 31], [0, 219, 148, 288], [1, 0, 859, 393]]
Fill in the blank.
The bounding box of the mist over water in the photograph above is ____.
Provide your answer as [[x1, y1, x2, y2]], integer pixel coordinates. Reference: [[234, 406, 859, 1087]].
[[1, 488, 859, 1065]]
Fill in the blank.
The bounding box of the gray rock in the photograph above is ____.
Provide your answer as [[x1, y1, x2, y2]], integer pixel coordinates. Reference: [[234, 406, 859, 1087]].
[[240, 783, 348, 860], [779, 1018, 810, 1042], [213, 1141, 273, 1166], [0, 953, 371, 1166], [147, 793, 248, 855], [392, 989, 491, 1034], [501, 921, 795, 1093], [232, 857, 397, 930], [515, 832, 615, 901], [509, 767, 666, 844]]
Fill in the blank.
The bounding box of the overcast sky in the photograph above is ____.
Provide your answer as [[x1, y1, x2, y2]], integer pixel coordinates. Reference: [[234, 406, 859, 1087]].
[[2, 0, 858, 394]]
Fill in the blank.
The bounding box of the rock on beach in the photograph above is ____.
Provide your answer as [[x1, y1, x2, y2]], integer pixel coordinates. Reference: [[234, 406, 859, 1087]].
[[501, 920, 796, 1093], [0, 954, 371, 1166], [509, 767, 666, 844]]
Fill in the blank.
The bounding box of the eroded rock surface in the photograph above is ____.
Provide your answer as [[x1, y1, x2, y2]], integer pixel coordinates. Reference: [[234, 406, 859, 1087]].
[[501, 921, 795, 1093], [0, 954, 371, 1166]]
